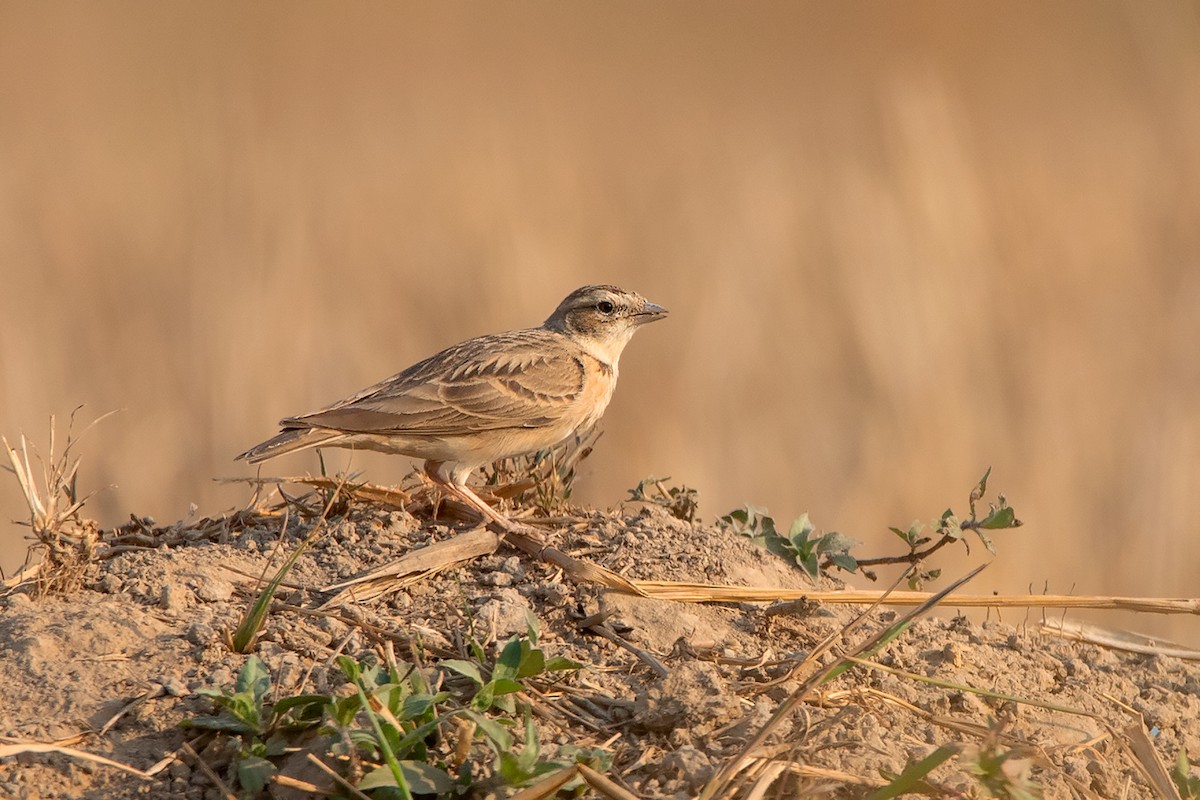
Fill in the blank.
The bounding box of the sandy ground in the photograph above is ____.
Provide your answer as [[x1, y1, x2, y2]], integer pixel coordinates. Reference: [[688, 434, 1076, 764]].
[[1, 494, 1198, 799]]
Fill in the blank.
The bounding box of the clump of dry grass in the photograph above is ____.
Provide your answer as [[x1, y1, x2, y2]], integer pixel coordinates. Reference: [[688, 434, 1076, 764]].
[[1, 409, 113, 598]]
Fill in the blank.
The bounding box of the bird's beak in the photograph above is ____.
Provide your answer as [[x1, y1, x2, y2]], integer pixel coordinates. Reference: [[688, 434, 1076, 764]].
[[637, 301, 669, 322]]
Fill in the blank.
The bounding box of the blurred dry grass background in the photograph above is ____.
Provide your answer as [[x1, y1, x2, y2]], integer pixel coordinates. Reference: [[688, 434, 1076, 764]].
[[2, 3, 1199, 638]]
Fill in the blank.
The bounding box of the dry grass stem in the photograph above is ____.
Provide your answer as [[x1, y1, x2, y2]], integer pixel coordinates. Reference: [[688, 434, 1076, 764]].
[[97, 687, 161, 736], [577, 762, 641, 800], [318, 525, 499, 605], [2, 411, 116, 595], [509, 766, 580, 800], [577, 619, 668, 679], [286, 476, 412, 507], [628, 582, 1200, 614], [271, 774, 332, 796], [180, 741, 237, 800], [304, 753, 374, 800], [0, 741, 153, 780], [1102, 696, 1185, 800], [1041, 619, 1200, 659], [702, 564, 988, 800]]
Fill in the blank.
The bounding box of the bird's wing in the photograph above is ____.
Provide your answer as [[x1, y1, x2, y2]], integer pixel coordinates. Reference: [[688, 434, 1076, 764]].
[[285, 329, 589, 436]]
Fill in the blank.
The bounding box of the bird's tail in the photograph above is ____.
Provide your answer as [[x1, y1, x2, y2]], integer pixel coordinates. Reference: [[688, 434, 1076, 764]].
[[235, 427, 340, 463]]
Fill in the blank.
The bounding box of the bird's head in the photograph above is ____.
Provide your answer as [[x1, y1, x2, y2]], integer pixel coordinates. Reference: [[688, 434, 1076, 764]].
[[544, 285, 668, 366]]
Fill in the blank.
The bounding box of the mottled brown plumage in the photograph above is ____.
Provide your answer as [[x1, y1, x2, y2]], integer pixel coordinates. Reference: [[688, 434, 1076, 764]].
[[237, 285, 667, 530]]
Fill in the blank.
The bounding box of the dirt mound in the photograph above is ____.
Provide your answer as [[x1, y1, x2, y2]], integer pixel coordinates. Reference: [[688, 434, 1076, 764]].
[[1, 497, 1197, 799]]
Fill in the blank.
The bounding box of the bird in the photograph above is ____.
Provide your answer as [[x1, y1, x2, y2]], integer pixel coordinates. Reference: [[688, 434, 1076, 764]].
[[237, 284, 668, 532]]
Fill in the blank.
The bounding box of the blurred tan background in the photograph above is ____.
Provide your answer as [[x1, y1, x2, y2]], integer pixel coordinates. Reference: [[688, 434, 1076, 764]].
[[2, 3, 1199, 639]]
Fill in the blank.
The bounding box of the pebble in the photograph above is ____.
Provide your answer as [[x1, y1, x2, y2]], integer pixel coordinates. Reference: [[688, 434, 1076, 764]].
[[94, 574, 123, 594], [186, 623, 216, 646], [159, 584, 191, 612], [192, 577, 234, 603]]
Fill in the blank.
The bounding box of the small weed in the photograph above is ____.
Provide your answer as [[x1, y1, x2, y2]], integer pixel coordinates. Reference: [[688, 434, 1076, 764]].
[[627, 474, 700, 522], [2, 409, 114, 597], [1174, 749, 1200, 799], [184, 613, 599, 797], [861, 467, 1022, 587], [719, 506, 857, 578], [183, 656, 327, 793], [870, 719, 1042, 800], [725, 469, 1022, 586], [960, 737, 1041, 800], [440, 612, 583, 715]]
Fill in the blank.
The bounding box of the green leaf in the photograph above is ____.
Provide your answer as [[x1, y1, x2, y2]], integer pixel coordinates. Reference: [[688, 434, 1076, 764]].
[[759, 533, 795, 560], [817, 531, 856, 553], [236, 656, 270, 699], [896, 521, 925, 546], [516, 648, 545, 679], [524, 609, 542, 646], [788, 512, 814, 539], [488, 678, 524, 697], [179, 714, 256, 734], [979, 506, 1018, 529], [440, 659, 484, 687], [721, 507, 750, 527], [1172, 748, 1200, 798], [790, 536, 815, 559], [798, 552, 819, 578], [465, 710, 513, 751], [400, 692, 444, 721], [261, 735, 289, 758], [518, 710, 540, 772], [391, 714, 452, 758], [829, 552, 858, 572], [335, 655, 361, 683], [330, 695, 363, 728], [492, 638, 525, 682], [866, 745, 957, 799], [543, 656, 584, 672], [273, 693, 329, 717], [359, 761, 456, 794], [472, 682, 495, 711], [237, 755, 277, 794], [970, 467, 992, 514]]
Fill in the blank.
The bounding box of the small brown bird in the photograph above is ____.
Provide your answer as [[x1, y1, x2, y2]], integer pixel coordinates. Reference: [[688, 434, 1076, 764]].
[[237, 285, 668, 530]]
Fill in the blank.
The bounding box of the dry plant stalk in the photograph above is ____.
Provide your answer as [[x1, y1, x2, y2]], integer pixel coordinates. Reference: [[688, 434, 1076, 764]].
[[1, 410, 113, 597]]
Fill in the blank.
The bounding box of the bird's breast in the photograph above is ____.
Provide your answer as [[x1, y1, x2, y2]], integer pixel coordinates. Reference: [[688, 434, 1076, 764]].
[[574, 355, 619, 431]]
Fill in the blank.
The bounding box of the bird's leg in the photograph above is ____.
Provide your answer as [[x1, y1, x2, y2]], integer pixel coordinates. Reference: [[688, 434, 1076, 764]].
[[423, 462, 545, 540]]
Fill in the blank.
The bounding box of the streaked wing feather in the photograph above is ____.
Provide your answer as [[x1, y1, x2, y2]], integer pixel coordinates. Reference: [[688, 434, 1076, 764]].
[[288, 330, 585, 436]]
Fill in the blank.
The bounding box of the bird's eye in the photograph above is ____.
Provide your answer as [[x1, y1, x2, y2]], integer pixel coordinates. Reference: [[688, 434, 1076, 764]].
[[597, 300, 615, 314]]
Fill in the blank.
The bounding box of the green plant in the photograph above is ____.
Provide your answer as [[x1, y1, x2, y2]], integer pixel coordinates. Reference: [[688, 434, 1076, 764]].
[[726, 469, 1023, 587], [859, 467, 1023, 587], [1173, 749, 1200, 799], [440, 613, 583, 715], [960, 739, 1041, 800], [464, 705, 612, 790], [720, 506, 857, 578], [183, 656, 327, 794], [627, 474, 700, 522], [330, 654, 455, 797], [184, 614, 598, 798]]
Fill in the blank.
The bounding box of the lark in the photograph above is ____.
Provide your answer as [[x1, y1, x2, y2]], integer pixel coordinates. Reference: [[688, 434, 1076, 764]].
[[237, 285, 668, 531]]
